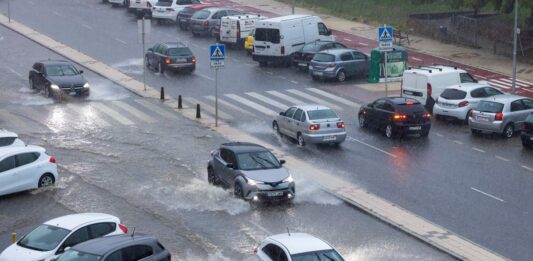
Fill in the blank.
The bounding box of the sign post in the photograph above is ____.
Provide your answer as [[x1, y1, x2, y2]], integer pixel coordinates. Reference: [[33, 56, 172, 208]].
[[138, 18, 151, 91], [7, 0, 11, 23], [378, 25, 393, 97], [210, 44, 225, 127]]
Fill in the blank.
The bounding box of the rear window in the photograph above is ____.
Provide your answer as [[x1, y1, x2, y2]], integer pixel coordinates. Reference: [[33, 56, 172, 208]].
[[0, 137, 16, 147], [440, 89, 466, 100], [312, 53, 335, 62], [168, 47, 192, 56], [307, 109, 338, 120], [460, 73, 476, 83], [156, 0, 172, 7], [302, 42, 325, 52], [255, 28, 280, 44], [477, 101, 504, 113], [192, 10, 210, 19], [396, 103, 425, 113]]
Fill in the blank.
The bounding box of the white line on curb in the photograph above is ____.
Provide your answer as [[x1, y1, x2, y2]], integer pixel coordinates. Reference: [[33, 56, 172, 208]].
[[343, 38, 352, 42], [347, 136, 397, 158], [358, 42, 368, 46], [412, 57, 423, 62], [471, 187, 505, 202]]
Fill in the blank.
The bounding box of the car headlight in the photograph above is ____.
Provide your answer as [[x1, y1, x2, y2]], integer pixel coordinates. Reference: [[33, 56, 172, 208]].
[[83, 82, 90, 88], [308, 65, 313, 70], [283, 175, 294, 183], [247, 178, 262, 185], [50, 84, 60, 90]]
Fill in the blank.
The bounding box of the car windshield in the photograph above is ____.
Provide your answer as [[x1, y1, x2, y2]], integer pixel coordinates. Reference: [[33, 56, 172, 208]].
[[302, 42, 326, 52], [477, 101, 504, 113], [56, 250, 101, 261], [291, 250, 345, 261], [237, 151, 280, 170], [168, 47, 192, 56], [17, 225, 70, 252], [192, 10, 210, 19], [441, 89, 466, 100], [45, 65, 78, 76], [460, 73, 477, 83], [307, 109, 338, 120], [312, 53, 335, 62]]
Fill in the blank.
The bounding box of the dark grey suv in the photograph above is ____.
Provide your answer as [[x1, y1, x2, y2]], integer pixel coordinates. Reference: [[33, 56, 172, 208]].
[[54, 234, 170, 261], [309, 48, 370, 82]]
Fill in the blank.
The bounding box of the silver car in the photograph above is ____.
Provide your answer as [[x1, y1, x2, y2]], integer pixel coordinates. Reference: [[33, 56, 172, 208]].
[[207, 142, 295, 202], [308, 48, 370, 82], [189, 7, 242, 37], [469, 94, 533, 138], [273, 105, 347, 146]]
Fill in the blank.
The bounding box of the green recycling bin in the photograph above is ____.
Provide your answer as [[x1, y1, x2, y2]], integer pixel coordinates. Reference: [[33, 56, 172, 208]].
[[368, 46, 408, 83]]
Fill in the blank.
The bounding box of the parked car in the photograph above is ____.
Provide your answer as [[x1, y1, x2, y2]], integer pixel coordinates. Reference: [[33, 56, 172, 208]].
[[151, 0, 201, 23], [189, 7, 243, 37], [255, 233, 345, 261], [176, 3, 213, 30], [308, 49, 370, 82], [29, 60, 90, 100], [273, 105, 346, 146], [292, 40, 346, 71], [469, 94, 533, 138], [108, 0, 127, 7], [0, 130, 25, 147], [0, 145, 58, 197], [128, 0, 157, 18], [145, 42, 196, 74], [402, 65, 478, 110], [358, 97, 432, 139], [521, 113, 533, 148], [55, 234, 170, 261], [207, 142, 295, 202], [0, 213, 127, 261], [433, 83, 504, 123], [219, 14, 266, 47]]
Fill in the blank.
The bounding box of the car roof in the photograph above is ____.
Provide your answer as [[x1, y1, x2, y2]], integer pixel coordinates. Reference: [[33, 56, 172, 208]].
[[72, 234, 157, 256], [267, 233, 333, 254], [293, 104, 331, 111], [321, 48, 358, 55], [161, 42, 188, 48], [203, 7, 229, 12], [482, 94, 527, 103], [384, 96, 420, 105], [190, 3, 212, 10], [44, 213, 119, 230], [0, 129, 18, 139], [39, 59, 73, 66], [262, 14, 313, 23], [446, 82, 492, 91], [405, 65, 467, 75], [220, 142, 268, 153], [0, 145, 45, 158]]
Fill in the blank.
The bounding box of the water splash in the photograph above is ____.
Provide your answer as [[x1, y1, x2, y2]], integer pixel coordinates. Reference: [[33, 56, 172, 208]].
[[85, 79, 130, 101], [111, 58, 144, 75]]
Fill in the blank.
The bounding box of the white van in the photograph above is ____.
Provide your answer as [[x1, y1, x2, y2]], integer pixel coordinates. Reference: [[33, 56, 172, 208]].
[[401, 65, 478, 110], [252, 15, 334, 66], [219, 14, 266, 47]]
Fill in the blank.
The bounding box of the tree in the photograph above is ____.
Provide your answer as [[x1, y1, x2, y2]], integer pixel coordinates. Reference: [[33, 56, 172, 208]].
[[500, 0, 533, 26], [412, 0, 490, 16]]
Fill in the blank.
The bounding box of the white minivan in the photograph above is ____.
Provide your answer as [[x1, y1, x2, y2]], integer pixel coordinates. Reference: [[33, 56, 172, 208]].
[[401, 65, 478, 110], [252, 15, 334, 66], [219, 14, 266, 47]]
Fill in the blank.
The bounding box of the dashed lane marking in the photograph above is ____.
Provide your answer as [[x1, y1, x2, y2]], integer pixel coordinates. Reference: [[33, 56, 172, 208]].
[[290, 80, 299, 84], [435, 132, 444, 137], [196, 73, 215, 81], [286, 89, 343, 111], [522, 165, 533, 172], [6, 66, 23, 77], [472, 147, 485, 153], [52, 11, 61, 16], [245, 92, 289, 110], [471, 187, 505, 202], [347, 136, 397, 158], [225, 94, 277, 116], [495, 156, 510, 162], [306, 88, 360, 108], [453, 140, 463, 145], [81, 24, 93, 30]]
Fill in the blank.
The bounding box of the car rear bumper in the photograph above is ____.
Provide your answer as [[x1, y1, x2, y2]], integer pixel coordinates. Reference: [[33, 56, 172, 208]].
[[152, 12, 177, 21], [469, 118, 504, 133], [303, 132, 347, 144], [521, 132, 533, 143], [167, 63, 195, 70], [252, 54, 291, 63], [309, 68, 336, 78], [433, 104, 469, 120], [190, 24, 210, 34], [109, 0, 124, 4]]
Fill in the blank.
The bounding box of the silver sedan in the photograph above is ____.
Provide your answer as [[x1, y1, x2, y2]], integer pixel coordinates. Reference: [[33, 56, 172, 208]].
[[273, 105, 347, 146]]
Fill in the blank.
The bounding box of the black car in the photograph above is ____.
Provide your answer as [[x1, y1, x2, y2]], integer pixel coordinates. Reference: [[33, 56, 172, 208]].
[[145, 42, 196, 73], [29, 60, 90, 99], [176, 4, 213, 30], [55, 234, 171, 261], [521, 113, 533, 148], [292, 41, 346, 71], [358, 97, 431, 138]]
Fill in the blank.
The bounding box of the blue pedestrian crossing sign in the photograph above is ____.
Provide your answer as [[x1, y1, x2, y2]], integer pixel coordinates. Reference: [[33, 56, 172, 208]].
[[210, 44, 225, 61], [378, 26, 393, 42]]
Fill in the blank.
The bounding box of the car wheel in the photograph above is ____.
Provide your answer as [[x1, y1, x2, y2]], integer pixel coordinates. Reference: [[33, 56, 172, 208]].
[[158, 62, 165, 74], [234, 183, 244, 199], [273, 121, 281, 135], [502, 124, 514, 139], [297, 133, 305, 146], [207, 167, 219, 185], [29, 77, 35, 90], [358, 114, 367, 128], [38, 174, 55, 188], [523, 140, 533, 149], [336, 70, 346, 82], [385, 124, 394, 139]]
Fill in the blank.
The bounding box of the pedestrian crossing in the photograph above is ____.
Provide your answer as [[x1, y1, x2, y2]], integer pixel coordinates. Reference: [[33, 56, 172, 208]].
[[476, 75, 533, 94]]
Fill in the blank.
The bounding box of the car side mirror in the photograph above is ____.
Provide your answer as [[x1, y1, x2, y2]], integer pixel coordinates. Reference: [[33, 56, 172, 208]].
[[79, 70, 84, 74], [279, 112, 285, 116], [226, 163, 234, 169], [279, 160, 286, 165]]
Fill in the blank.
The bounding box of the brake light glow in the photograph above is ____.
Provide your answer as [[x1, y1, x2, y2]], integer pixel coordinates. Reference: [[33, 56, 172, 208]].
[[165, 58, 171, 64], [405, 101, 414, 105], [309, 124, 320, 131], [192, 56, 196, 64], [495, 112, 503, 121], [427, 83, 432, 97], [337, 121, 345, 128], [281, 46, 285, 55], [119, 224, 128, 234], [423, 112, 431, 119], [49, 156, 56, 164], [458, 101, 469, 107], [393, 114, 408, 120], [253, 246, 258, 254]]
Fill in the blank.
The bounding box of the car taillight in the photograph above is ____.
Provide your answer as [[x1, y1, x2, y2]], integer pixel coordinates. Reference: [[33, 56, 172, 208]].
[[393, 114, 408, 121], [192, 56, 196, 63], [252, 246, 258, 254], [165, 58, 171, 64], [427, 83, 432, 97], [458, 101, 469, 107], [49, 156, 56, 163], [423, 112, 431, 119], [281, 46, 285, 55], [405, 101, 414, 105], [469, 110, 476, 117], [495, 112, 503, 121], [309, 124, 320, 131], [337, 121, 345, 128], [119, 224, 128, 233]]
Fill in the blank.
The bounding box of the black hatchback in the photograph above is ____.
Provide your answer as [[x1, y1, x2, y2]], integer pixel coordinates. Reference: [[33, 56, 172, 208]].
[[521, 113, 533, 148], [292, 40, 346, 71], [358, 97, 432, 138], [145, 42, 196, 74]]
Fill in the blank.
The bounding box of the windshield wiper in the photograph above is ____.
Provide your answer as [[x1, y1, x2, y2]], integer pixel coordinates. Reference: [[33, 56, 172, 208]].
[[17, 242, 46, 252], [253, 154, 277, 167], [249, 154, 268, 169]]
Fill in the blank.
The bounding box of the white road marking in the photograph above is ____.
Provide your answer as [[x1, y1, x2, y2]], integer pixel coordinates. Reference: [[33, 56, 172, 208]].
[[286, 89, 343, 111], [246, 92, 290, 110], [358, 42, 369, 46], [225, 94, 277, 116], [343, 38, 352, 42], [473, 74, 486, 79], [112, 101, 155, 123], [134, 99, 176, 119], [498, 78, 528, 87], [266, 90, 306, 106], [306, 88, 360, 108], [115, 38, 127, 45], [279, 76, 287, 80], [435, 132, 444, 137], [347, 136, 397, 158], [231, 58, 239, 62], [471, 187, 505, 202], [0, 110, 32, 130], [522, 165, 533, 172], [93, 103, 134, 125], [495, 156, 510, 162], [205, 96, 254, 116], [265, 71, 273, 75], [472, 147, 485, 153], [516, 78, 533, 85], [491, 79, 517, 88], [487, 81, 510, 89], [248, 220, 272, 235], [185, 97, 233, 120], [81, 24, 93, 30], [290, 80, 299, 84], [52, 11, 61, 16], [453, 140, 463, 145], [411, 57, 423, 62], [522, 88, 533, 93], [196, 73, 215, 81], [6, 67, 23, 77], [66, 104, 111, 128]]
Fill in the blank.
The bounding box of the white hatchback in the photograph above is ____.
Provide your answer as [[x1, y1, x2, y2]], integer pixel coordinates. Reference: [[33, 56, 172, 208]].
[[255, 233, 345, 261], [0, 129, 25, 147], [152, 0, 201, 22], [0, 213, 128, 261], [433, 83, 504, 122], [0, 145, 58, 197]]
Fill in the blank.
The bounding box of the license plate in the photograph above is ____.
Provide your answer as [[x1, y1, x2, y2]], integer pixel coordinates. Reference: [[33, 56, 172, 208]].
[[476, 116, 490, 122], [298, 63, 307, 67], [267, 191, 283, 197], [323, 136, 337, 141], [409, 126, 422, 130], [156, 10, 164, 13], [176, 58, 187, 62], [180, 18, 187, 22], [69, 91, 76, 95], [314, 71, 323, 76]]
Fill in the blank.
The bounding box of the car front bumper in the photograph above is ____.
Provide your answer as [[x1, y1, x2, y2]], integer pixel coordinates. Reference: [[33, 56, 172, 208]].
[[469, 118, 504, 133], [303, 131, 347, 144], [433, 104, 469, 120], [243, 182, 295, 202]]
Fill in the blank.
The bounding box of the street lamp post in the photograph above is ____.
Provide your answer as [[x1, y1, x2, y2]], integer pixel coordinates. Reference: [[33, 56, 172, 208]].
[[511, 0, 518, 94], [292, 0, 295, 14]]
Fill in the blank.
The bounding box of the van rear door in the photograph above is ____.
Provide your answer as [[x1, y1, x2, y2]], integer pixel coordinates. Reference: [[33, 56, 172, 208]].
[[402, 73, 424, 104], [254, 27, 281, 56], [220, 17, 237, 43]]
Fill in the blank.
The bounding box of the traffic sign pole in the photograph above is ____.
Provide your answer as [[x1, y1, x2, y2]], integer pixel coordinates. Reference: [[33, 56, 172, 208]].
[[215, 67, 218, 127], [385, 51, 388, 97], [210, 44, 225, 127]]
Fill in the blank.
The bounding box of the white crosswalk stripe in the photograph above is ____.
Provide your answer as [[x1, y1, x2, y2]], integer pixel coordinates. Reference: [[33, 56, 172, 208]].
[[498, 78, 529, 87], [306, 88, 360, 108], [266, 90, 306, 105], [516, 78, 533, 85], [487, 81, 510, 89], [93, 103, 135, 125], [205, 96, 254, 116], [66, 104, 111, 128], [245, 92, 290, 110], [490, 79, 518, 88], [134, 99, 177, 119], [112, 101, 156, 123], [286, 89, 343, 111], [225, 94, 277, 116], [184, 97, 233, 120]]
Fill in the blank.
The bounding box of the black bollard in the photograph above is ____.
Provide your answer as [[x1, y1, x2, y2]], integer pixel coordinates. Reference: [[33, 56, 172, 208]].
[[178, 95, 183, 109], [196, 104, 201, 119], [160, 87, 165, 100]]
